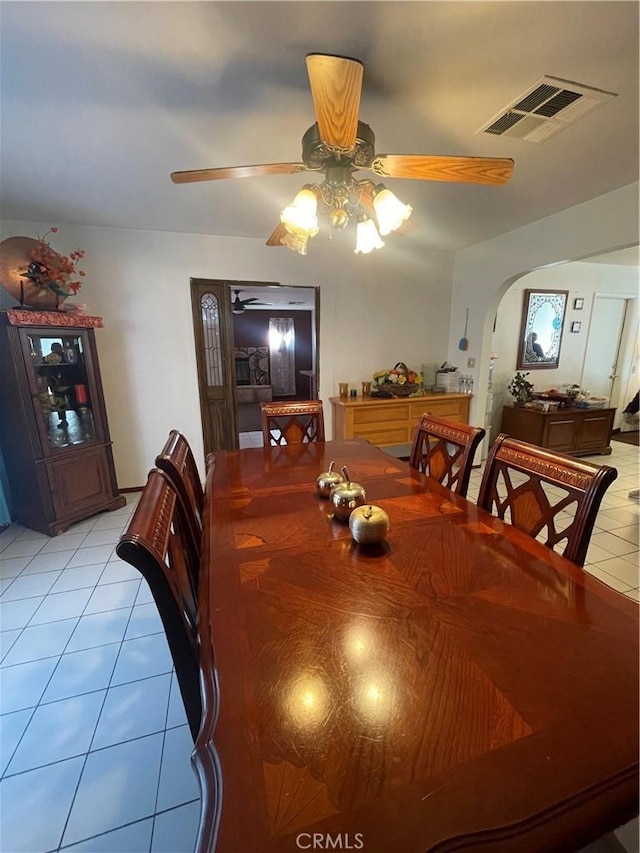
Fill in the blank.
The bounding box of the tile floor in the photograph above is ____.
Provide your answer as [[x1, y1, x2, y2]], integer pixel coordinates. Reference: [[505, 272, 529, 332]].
[[0, 435, 637, 853]]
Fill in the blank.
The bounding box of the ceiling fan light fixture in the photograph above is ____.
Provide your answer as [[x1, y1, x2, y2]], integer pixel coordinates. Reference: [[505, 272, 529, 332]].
[[373, 187, 413, 236], [354, 217, 384, 254], [280, 188, 319, 238], [281, 230, 310, 255]]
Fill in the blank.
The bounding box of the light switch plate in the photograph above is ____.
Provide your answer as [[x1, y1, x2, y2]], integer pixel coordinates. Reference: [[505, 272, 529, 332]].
[[467, 357, 476, 368]]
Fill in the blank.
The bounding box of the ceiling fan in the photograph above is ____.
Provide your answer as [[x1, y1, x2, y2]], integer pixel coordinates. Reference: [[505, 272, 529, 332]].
[[172, 54, 514, 255], [231, 290, 272, 314]]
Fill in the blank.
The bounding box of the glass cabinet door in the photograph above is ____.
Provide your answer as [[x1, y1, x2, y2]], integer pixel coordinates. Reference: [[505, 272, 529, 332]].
[[25, 332, 97, 450]]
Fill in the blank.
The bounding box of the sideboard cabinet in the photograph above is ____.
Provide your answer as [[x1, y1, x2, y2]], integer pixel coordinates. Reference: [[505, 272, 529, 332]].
[[500, 404, 615, 456], [331, 393, 471, 446], [0, 311, 125, 535]]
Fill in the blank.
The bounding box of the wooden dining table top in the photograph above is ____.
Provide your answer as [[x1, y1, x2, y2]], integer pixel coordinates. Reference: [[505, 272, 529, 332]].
[[195, 439, 639, 853]]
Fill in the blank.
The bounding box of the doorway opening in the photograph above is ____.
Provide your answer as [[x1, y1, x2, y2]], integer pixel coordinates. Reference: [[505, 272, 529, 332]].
[[189, 278, 319, 456], [230, 283, 319, 448]]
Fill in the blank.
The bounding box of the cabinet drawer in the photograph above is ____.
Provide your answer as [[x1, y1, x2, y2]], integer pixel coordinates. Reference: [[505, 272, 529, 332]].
[[353, 424, 410, 445], [354, 404, 409, 426], [410, 400, 467, 421]]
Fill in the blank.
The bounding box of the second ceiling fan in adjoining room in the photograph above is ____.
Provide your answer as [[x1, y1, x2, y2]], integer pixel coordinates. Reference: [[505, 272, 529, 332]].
[[172, 54, 515, 255]]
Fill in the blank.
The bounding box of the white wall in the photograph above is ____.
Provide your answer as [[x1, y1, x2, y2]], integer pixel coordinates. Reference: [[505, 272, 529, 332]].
[[0, 220, 454, 487], [490, 262, 639, 440], [448, 182, 640, 452]]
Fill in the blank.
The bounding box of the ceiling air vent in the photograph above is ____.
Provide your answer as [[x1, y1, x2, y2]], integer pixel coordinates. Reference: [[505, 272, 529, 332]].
[[478, 76, 617, 144]]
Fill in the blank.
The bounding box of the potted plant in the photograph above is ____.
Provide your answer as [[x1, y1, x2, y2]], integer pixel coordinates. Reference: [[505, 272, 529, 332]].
[[507, 371, 535, 405]]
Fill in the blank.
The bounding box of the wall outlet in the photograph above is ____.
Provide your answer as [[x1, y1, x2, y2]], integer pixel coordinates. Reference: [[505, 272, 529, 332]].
[[467, 357, 476, 368]]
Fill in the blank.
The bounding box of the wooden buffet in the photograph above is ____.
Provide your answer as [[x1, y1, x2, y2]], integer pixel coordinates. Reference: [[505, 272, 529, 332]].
[[331, 392, 471, 446], [500, 404, 615, 457], [194, 439, 639, 853]]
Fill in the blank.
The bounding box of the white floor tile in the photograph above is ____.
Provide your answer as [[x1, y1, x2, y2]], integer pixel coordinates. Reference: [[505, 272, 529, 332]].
[[0, 596, 45, 631], [49, 564, 106, 594], [610, 524, 640, 546], [135, 580, 154, 606], [92, 673, 171, 750], [41, 643, 121, 704], [62, 817, 154, 852], [98, 562, 141, 585], [166, 673, 188, 729], [584, 565, 632, 594], [124, 603, 164, 641], [91, 513, 130, 531], [14, 529, 49, 544], [66, 608, 133, 653], [110, 634, 173, 686], [151, 800, 200, 853], [62, 733, 164, 847], [0, 555, 32, 578], [0, 538, 45, 559], [598, 508, 640, 528], [586, 543, 619, 565], [590, 531, 638, 557], [40, 533, 88, 554], [624, 588, 639, 601], [0, 657, 59, 714], [81, 528, 124, 548], [84, 579, 140, 615], [0, 707, 33, 776], [6, 690, 105, 774], [0, 628, 22, 663], [0, 570, 62, 601], [591, 557, 640, 589], [28, 587, 93, 626], [1, 617, 78, 666], [156, 724, 199, 812], [19, 549, 77, 574], [67, 544, 117, 568], [0, 756, 84, 853]]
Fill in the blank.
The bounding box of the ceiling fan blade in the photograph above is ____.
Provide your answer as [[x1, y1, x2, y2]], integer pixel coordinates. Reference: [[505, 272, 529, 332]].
[[371, 155, 515, 185], [266, 223, 288, 247], [305, 54, 363, 150], [171, 162, 308, 184]]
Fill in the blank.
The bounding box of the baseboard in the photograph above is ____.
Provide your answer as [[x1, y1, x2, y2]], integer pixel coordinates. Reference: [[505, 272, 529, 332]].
[[119, 487, 144, 494]]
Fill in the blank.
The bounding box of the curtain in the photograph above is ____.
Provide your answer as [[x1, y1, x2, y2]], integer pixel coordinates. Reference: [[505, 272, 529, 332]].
[[269, 318, 296, 396], [0, 443, 12, 529]]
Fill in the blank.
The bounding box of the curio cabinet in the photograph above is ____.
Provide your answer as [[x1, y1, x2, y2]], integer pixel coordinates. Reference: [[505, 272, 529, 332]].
[[0, 310, 125, 534]]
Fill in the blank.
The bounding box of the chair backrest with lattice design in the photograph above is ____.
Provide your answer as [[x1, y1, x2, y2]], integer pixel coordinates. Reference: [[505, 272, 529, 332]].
[[261, 400, 325, 446], [116, 469, 202, 739], [409, 414, 485, 498], [477, 434, 618, 567], [155, 430, 203, 555]]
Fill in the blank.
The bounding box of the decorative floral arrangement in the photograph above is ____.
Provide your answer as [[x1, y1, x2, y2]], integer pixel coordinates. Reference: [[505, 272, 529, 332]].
[[372, 362, 424, 397], [21, 228, 85, 302], [507, 371, 535, 404]]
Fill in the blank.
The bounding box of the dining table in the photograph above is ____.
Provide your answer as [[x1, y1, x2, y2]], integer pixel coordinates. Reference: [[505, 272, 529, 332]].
[[193, 438, 638, 853]]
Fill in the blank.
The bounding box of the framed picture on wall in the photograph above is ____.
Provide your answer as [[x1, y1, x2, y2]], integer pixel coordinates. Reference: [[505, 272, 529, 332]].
[[571, 321, 582, 333], [573, 297, 584, 310]]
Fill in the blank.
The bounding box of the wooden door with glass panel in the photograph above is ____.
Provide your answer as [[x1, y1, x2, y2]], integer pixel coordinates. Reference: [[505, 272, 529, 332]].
[[190, 279, 238, 454]]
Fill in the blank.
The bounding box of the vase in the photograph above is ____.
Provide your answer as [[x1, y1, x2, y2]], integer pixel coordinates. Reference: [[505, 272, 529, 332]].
[[0, 236, 67, 310]]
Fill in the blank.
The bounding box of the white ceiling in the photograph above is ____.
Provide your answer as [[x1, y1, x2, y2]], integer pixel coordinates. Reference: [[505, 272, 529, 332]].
[[1, 2, 638, 253]]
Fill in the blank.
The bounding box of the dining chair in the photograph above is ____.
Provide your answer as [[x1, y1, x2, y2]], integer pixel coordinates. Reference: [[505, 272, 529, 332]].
[[260, 400, 325, 446], [116, 469, 202, 740], [409, 413, 486, 498], [155, 430, 203, 557], [477, 433, 618, 567]]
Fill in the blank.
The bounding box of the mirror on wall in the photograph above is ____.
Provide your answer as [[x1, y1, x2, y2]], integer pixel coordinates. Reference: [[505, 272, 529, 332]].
[[517, 289, 568, 370]]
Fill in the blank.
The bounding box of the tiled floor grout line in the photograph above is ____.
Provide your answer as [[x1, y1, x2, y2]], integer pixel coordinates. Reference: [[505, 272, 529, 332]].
[[53, 591, 142, 853]]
